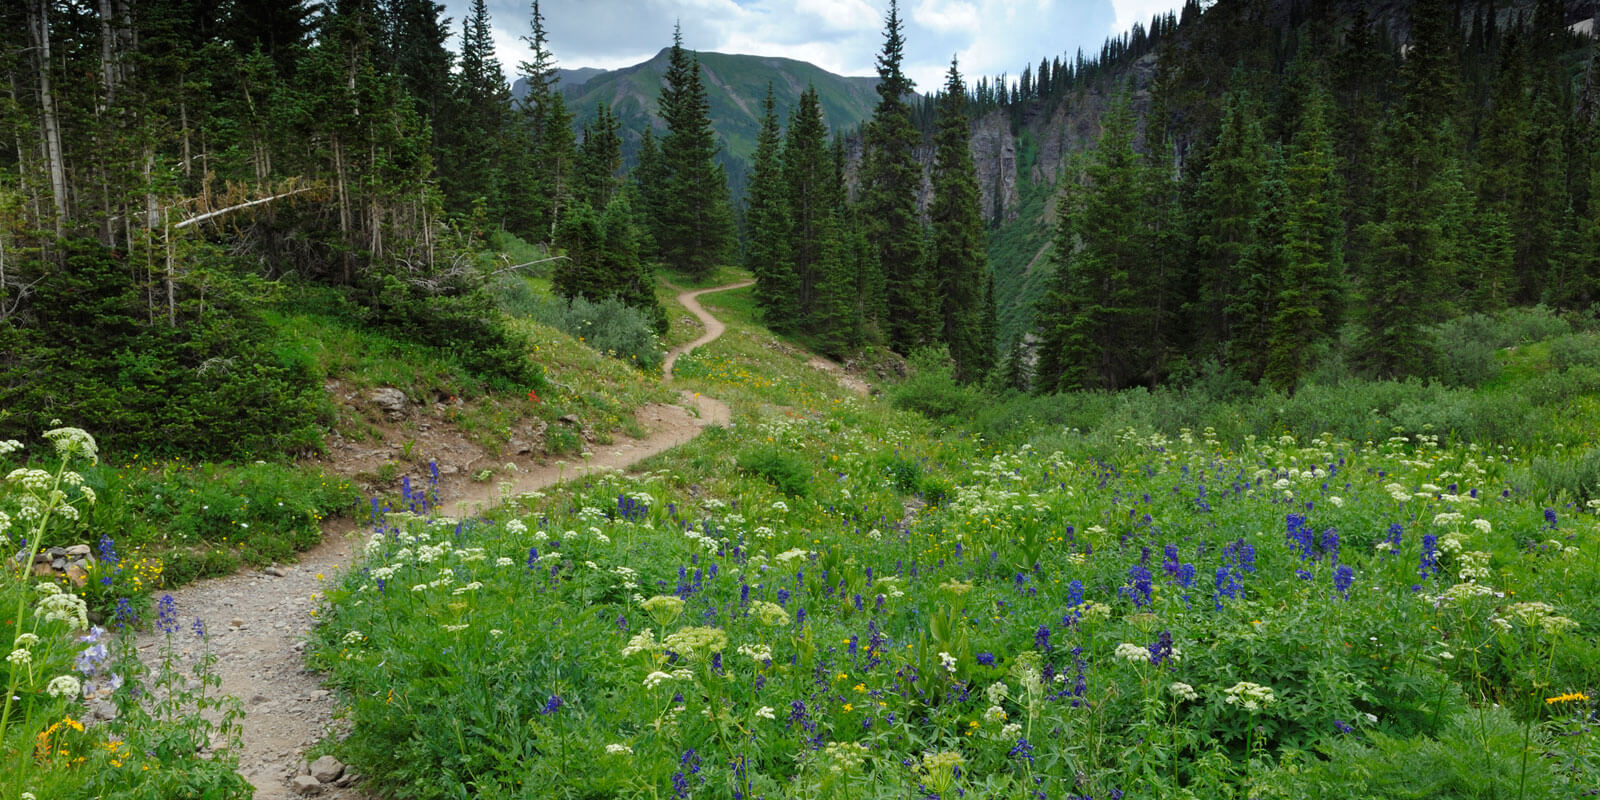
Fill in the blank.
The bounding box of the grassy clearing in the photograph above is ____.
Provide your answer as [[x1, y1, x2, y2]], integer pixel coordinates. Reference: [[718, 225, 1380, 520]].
[[308, 285, 1600, 799]]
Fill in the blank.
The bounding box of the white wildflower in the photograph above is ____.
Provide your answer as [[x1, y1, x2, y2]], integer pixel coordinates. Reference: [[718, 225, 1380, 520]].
[[1114, 643, 1148, 663], [46, 675, 82, 698], [605, 743, 634, 755], [938, 651, 957, 673], [755, 705, 776, 720], [1169, 682, 1199, 702]]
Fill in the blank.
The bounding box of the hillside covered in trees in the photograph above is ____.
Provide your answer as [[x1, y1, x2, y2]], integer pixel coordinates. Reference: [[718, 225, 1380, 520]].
[[5, 0, 1600, 458]]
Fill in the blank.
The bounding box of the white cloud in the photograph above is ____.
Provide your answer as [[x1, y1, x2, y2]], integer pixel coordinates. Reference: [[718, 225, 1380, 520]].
[[452, 0, 1131, 94], [912, 0, 980, 33], [1109, 0, 1182, 35]]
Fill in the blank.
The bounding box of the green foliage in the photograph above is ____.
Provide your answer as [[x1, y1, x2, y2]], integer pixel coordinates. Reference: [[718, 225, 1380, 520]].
[[0, 239, 325, 460], [735, 444, 811, 497], [650, 27, 736, 279], [930, 60, 995, 384], [1271, 708, 1562, 800], [745, 84, 800, 332], [887, 347, 986, 421], [1546, 331, 1600, 372], [354, 263, 544, 392], [522, 294, 664, 373], [860, 0, 929, 352]]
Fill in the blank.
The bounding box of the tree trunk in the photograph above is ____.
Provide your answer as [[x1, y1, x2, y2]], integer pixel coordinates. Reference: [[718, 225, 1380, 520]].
[[28, 0, 68, 232]]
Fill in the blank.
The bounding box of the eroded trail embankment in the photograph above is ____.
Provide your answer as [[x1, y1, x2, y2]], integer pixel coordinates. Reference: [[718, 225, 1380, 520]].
[[136, 281, 753, 799]]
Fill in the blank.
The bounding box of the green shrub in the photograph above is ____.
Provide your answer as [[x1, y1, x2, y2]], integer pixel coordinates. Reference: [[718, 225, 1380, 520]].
[[888, 348, 985, 421], [0, 239, 326, 459], [1547, 331, 1600, 372], [1526, 445, 1600, 504], [520, 294, 664, 373], [356, 270, 543, 391], [736, 444, 810, 497]]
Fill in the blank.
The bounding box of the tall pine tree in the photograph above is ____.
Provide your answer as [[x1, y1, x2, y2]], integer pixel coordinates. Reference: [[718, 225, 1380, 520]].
[[745, 84, 798, 331], [654, 25, 734, 278], [860, 0, 930, 351], [1034, 93, 1163, 392], [929, 58, 994, 383]]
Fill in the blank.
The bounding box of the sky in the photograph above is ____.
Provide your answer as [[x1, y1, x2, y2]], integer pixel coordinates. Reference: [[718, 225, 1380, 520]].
[[442, 0, 1186, 92]]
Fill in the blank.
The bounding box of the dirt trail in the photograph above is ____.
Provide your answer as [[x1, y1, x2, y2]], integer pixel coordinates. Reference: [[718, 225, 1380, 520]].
[[137, 281, 752, 799]]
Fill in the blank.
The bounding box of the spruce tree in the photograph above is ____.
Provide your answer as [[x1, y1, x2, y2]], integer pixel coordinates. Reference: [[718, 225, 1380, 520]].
[[1279, 90, 1345, 349], [782, 86, 846, 338], [860, 0, 931, 351], [514, 0, 576, 240], [1189, 86, 1267, 361], [445, 0, 511, 222], [633, 127, 665, 259], [929, 58, 993, 383], [578, 103, 623, 210], [1033, 94, 1161, 392], [1473, 31, 1528, 310], [655, 26, 734, 278], [744, 84, 799, 331]]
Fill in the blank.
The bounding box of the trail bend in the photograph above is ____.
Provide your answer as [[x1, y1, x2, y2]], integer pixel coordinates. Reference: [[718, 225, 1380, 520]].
[[137, 280, 754, 799]]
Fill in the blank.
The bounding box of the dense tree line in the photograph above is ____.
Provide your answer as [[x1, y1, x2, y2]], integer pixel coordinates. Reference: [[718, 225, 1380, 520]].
[[1032, 0, 1600, 393]]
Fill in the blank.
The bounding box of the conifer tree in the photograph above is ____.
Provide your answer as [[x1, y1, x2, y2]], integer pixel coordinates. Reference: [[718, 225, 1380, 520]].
[[655, 25, 734, 278], [745, 84, 798, 331], [1473, 31, 1528, 310], [1189, 87, 1267, 360], [860, 0, 931, 351], [633, 127, 665, 259], [782, 86, 846, 338], [929, 58, 994, 383], [514, 0, 576, 240], [1033, 94, 1162, 392], [1354, 0, 1461, 378], [445, 0, 511, 222], [1279, 90, 1345, 349], [1230, 152, 1287, 385], [578, 103, 623, 210]]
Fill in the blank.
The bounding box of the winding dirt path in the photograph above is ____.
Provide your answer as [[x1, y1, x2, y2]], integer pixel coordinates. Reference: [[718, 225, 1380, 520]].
[[137, 281, 753, 799]]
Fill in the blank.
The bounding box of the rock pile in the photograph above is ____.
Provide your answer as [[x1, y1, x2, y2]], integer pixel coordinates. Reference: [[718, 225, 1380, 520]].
[[18, 544, 94, 587], [292, 755, 355, 795]]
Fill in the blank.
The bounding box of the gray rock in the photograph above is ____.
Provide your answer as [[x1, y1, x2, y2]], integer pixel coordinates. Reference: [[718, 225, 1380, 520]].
[[264, 566, 286, 577], [292, 774, 323, 795], [310, 755, 345, 783], [368, 387, 408, 420], [65, 544, 92, 557], [368, 387, 406, 411]]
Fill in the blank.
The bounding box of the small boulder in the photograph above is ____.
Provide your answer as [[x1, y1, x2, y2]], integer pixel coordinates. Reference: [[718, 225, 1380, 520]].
[[368, 387, 408, 420], [264, 566, 287, 577], [65, 544, 92, 557], [310, 755, 345, 783], [63, 563, 89, 588], [291, 774, 323, 795]]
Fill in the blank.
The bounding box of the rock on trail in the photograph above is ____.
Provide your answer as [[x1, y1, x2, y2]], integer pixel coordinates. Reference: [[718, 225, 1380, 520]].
[[135, 280, 754, 799]]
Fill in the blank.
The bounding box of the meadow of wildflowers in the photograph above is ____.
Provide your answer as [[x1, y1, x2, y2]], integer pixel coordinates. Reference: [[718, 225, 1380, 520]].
[[313, 383, 1599, 800], [1, 429, 251, 800]]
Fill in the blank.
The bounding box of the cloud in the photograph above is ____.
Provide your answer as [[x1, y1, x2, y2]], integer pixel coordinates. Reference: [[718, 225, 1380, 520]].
[[448, 0, 1130, 93], [1109, 0, 1183, 35]]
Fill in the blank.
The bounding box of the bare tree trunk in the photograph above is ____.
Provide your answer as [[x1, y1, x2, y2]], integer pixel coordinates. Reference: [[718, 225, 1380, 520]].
[[164, 207, 176, 326], [28, 0, 68, 232], [180, 100, 192, 178]]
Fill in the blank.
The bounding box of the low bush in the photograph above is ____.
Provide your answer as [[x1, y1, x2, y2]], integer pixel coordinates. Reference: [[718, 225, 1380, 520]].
[[519, 293, 665, 373], [1547, 331, 1600, 372], [736, 444, 811, 497], [0, 239, 327, 460]]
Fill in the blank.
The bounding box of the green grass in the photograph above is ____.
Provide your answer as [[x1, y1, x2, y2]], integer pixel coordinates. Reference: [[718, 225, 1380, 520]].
[[309, 294, 1600, 798]]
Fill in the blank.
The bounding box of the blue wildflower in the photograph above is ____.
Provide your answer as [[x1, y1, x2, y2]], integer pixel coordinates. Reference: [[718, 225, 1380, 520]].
[[976, 652, 995, 667], [157, 594, 179, 635], [1035, 624, 1051, 653], [1419, 534, 1439, 580], [1333, 564, 1355, 598], [1009, 738, 1035, 763], [541, 695, 563, 715]]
